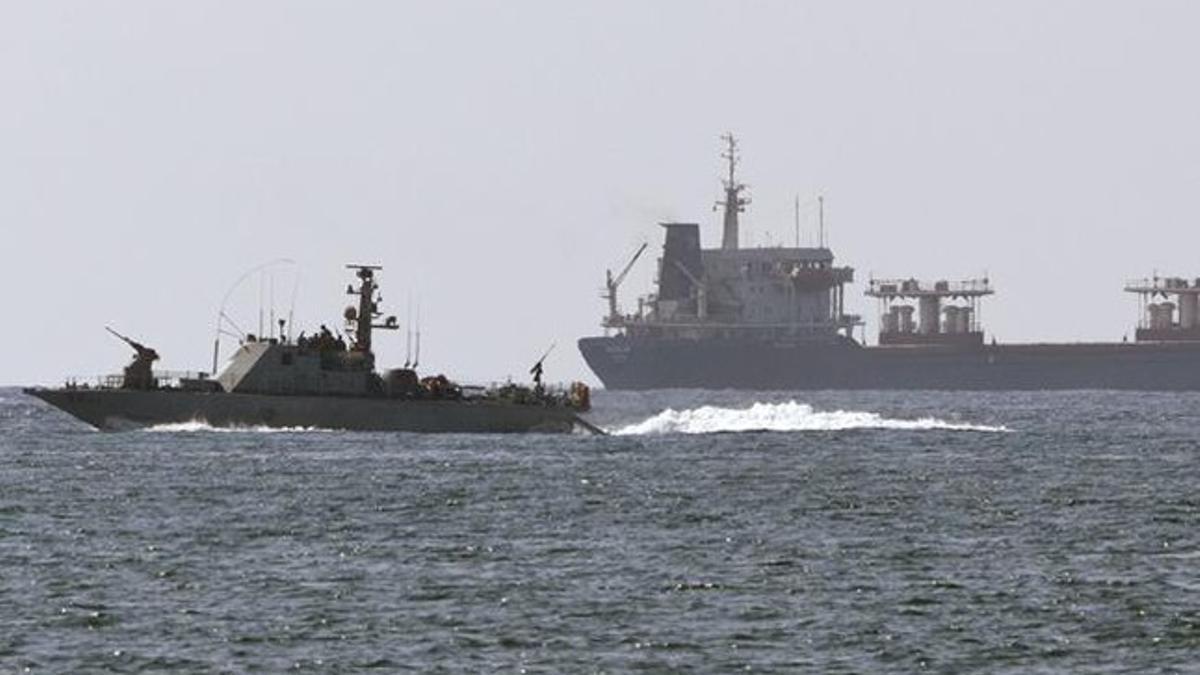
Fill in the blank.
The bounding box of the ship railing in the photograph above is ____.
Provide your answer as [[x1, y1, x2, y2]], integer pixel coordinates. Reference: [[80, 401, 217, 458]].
[[1124, 277, 1200, 293], [618, 318, 852, 329], [785, 266, 854, 284], [151, 370, 212, 388], [602, 313, 646, 328], [463, 381, 576, 395], [61, 374, 126, 390], [458, 381, 584, 407], [62, 370, 212, 390], [867, 278, 993, 297]]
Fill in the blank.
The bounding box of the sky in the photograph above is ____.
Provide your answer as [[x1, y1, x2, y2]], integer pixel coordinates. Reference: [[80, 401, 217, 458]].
[[3, 1, 1200, 386]]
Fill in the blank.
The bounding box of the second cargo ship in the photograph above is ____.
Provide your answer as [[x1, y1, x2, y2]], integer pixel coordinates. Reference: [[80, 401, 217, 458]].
[[578, 135, 1200, 390]]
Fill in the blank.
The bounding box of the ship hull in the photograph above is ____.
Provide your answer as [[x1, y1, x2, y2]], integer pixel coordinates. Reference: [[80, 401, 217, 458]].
[[579, 336, 1200, 390], [23, 388, 582, 433]]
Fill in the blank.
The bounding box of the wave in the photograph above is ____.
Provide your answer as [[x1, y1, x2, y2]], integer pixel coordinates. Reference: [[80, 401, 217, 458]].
[[611, 401, 1009, 435], [142, 420, 330, 433]]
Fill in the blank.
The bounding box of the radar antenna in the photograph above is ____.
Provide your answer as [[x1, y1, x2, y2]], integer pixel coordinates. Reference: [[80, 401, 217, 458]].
[[344, 264, 399, 354], [714, 132, 750, 250]]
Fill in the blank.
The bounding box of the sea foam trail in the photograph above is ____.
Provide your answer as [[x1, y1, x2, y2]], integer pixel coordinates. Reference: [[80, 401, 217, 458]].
[[142, 420, 330, 433], [612, 401, 1009, 435]]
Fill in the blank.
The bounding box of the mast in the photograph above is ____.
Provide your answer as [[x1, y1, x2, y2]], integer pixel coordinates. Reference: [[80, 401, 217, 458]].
[[818, 194, 825, 248], [344, 264, 398, 354], [794, 194, 800, 248], [715, 133, 750, 250], [404, 296, 412, 368], [413, 301, 421, 368]]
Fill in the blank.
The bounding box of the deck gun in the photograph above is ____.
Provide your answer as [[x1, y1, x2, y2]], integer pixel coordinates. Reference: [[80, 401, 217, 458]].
[[106, 326, 160, 362], [530, 342, 556, 393], [105, 326, 161, 390]]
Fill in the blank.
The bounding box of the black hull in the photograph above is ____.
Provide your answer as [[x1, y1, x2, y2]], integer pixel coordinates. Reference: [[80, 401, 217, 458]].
[[578, 336, 1200, 390], [23, 388, 582, 433]]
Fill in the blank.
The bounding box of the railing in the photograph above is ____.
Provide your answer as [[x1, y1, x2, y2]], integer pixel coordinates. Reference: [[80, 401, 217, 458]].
[[611, 317, 856, 330], [154, 370, 212, 387], [60, 374, 124, 390], [1124, 277, 1200, 293], [866, 278, 993, 297], [454, 381, 587, 408], [62, 370, 212, 390], [55, 370, 584, 408], [460, 381, 575, 396]]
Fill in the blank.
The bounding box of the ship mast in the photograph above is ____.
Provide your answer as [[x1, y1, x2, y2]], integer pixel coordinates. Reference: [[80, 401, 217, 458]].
[[345, 264, 398, 354], [715, 132, 750, 250]]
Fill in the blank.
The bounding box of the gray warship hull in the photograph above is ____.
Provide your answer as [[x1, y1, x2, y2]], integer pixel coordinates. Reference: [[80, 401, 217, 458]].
[[24, 388, 583, 433], [579, 336, 1200, 390], [27, 265, 594, 433]]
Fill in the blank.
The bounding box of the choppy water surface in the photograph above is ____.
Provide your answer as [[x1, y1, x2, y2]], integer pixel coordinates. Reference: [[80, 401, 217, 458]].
[[2, 387, 1199, 672]]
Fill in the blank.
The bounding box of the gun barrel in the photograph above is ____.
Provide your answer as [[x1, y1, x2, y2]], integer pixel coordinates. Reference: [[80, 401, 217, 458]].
[[105, 326, 151, 355], [533, 342, 556, 367], [105, 326, 133, 344]]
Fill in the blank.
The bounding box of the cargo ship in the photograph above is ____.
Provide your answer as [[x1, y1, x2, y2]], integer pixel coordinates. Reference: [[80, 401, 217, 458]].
[[578, 135, 1200, 390]]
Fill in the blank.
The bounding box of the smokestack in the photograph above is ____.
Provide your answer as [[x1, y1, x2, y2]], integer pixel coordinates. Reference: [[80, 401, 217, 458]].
[[658, 223, 702, 302]]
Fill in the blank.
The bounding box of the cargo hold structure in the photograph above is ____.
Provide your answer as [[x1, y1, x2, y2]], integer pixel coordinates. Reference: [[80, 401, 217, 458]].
[[578, 135, 1200, 390]]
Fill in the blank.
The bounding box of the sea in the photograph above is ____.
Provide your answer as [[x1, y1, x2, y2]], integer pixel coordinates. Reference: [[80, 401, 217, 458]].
[[2, 386, 1199, 673]]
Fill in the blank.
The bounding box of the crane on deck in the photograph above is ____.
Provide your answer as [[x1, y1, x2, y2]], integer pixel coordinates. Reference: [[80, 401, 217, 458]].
[[603, 242, 648, 322]]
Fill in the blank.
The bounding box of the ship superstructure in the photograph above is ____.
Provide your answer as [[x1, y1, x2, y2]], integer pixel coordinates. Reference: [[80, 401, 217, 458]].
[[1124, 276, 1200, 342], [579, 136, 1200, 391], [603, 134, 861, 346]]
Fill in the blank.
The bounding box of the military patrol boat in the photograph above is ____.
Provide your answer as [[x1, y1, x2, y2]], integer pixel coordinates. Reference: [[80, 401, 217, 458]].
[[26, 265, 594, 432]]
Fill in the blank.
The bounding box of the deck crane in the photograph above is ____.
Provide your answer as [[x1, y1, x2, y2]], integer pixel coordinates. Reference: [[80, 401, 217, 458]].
[[604, 243, 648, 321]]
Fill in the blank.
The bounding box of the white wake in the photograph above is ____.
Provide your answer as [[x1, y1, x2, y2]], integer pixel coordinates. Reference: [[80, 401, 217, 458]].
[[142, 420, 330, 433], [612, 401, 1009, 435]]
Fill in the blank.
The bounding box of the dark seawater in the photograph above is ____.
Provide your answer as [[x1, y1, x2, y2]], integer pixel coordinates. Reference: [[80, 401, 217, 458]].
[[2, 387, 1200, 673]]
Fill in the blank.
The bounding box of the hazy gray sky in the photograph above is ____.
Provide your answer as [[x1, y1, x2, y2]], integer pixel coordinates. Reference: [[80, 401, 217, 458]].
[[4, 1, 1199, 385]]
